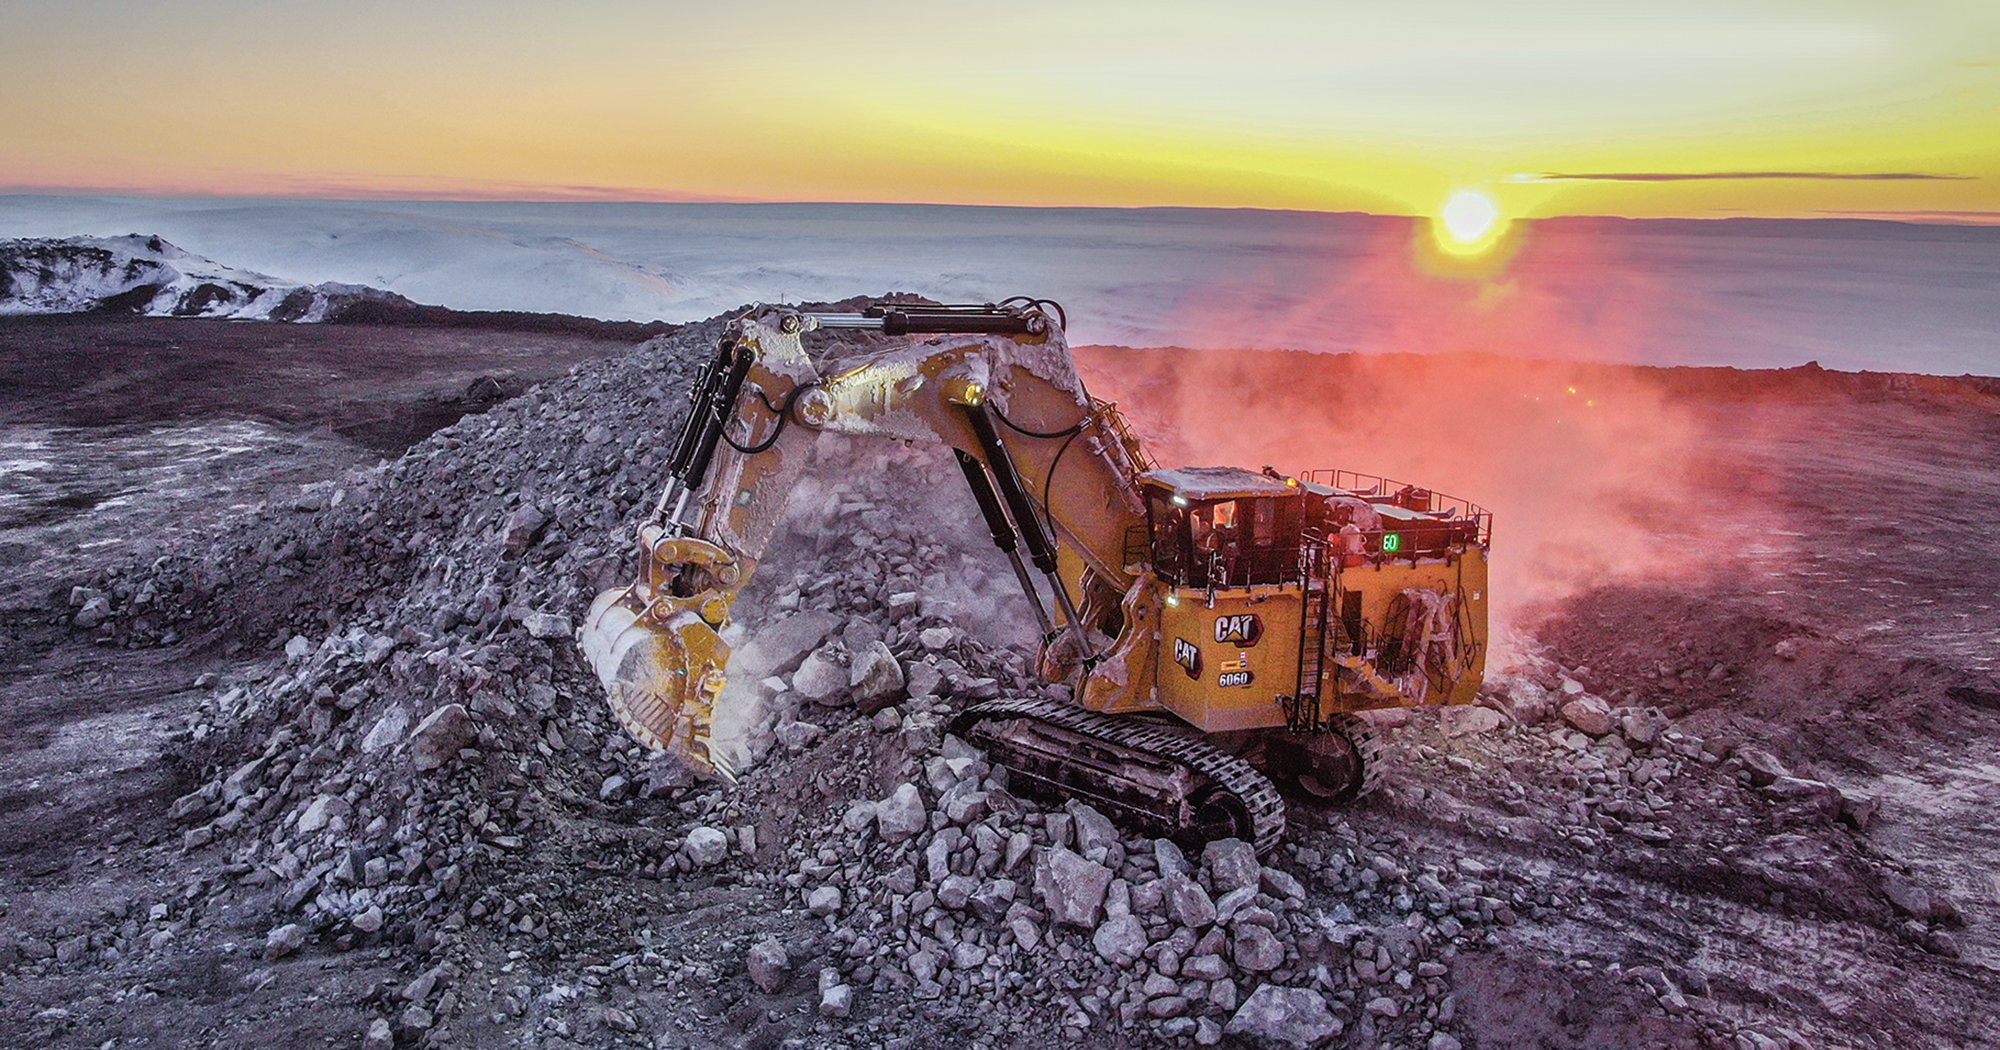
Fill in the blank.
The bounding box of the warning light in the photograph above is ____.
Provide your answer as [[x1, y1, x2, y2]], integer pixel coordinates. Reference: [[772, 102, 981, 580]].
[[1170, 495, 1189, 507], [1381, 533, 1403, 553], [1166, 594, 1181, 607]]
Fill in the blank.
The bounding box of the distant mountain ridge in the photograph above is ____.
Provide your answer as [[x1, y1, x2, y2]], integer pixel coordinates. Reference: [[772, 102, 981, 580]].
[[0, 234, 407, 320]]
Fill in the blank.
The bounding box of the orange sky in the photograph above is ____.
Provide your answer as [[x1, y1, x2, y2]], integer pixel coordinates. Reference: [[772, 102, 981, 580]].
[[2, 1, 1996, 220]]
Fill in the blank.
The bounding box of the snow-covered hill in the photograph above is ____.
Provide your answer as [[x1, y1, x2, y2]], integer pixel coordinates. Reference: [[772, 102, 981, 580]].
[[0, 234, 395, 320]]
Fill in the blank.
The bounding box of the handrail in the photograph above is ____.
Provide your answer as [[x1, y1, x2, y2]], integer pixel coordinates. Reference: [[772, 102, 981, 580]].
[[1300, 467, 1493, 547]]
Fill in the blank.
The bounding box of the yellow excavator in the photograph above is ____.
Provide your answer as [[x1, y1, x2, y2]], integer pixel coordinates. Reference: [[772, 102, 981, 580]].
[[580, 299, 1490, 852]]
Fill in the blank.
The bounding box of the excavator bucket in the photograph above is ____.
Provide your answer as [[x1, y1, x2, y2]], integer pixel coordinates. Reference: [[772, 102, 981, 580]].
[[577, 314, 825, 778], [579, 581, 736, 778]]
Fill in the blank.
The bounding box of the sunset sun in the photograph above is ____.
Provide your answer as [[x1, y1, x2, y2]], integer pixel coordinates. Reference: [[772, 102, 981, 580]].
[[1435, 188, 1504, 255]]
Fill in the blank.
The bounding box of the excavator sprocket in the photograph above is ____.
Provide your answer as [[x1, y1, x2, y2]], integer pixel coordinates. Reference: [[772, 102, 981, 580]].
[[1267, 713, 1386, 804], [951, 696, 1287, 855]]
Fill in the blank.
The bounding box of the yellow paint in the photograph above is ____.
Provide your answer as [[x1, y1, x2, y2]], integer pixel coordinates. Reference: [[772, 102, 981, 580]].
[[1155, 586, 1304, 732]]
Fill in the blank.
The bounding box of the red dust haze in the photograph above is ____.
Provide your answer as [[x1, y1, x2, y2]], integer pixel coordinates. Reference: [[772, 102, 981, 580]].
[[1078, 346, 1774, 658], [1074, 236, 1791, 660]]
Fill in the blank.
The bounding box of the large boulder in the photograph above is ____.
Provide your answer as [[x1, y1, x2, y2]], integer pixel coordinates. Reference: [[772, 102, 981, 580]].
[[1035, 846, 1114, 928], [874, 783, 927, 843], [1203, 839, 1261, 895], [1225, 985, 1342, 1048], [848, 640, 905, 712], [792, 643, 849, 705], [731, 611, 842, 680], [1442, 705, 1503, 737], [1092, 914, 1148, 967]]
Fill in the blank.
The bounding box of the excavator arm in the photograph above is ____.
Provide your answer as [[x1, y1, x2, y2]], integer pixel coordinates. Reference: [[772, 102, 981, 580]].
[[580, 302, 1155, 777]]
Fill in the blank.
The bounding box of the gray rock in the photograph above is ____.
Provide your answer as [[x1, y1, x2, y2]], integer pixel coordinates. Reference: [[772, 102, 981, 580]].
[[793, 643, 849, 705], [598, 774, 630, 801], [406, 703, 474, 772], [359, 706, 410, 754], [1203, 839, 1261, 895], [1489, 677, 1555, 724], [969, 878, 1018, 921], [1035, 846, 1114, 928], [774, 718, 824, 752], [520, 612, 572, 639], [1068, 801, 1120, 861], [351, 906, 384, 934], [807, 885, 843, 917], [841, 799, 878, 833], [1225, 984, 1341, 1048], [753, 613, 846, 675], [906, 661, 944, 698], [1735, 746, 1790, 787], [684, 826, 730, 867], [1560, 695, 1613, 736], [1232, 924, 1284, 972], [937, 874, 979, 910], [1837, 787, 1881, 830], [643, 753, 696, 796], [363, 1018, 394, 1050], [848, 640, 905, 711], [263, 923, 305, 961], [875, 783, 927, 844], [919, 626, 954, 650], [501, 505, 548, 555], [1092, 914, 1148, 967], [1443, 705, 1504, 737], [297, 794, 350, 834], [1164, 874, 1218, 928], [819, 983, 853, 1018], [1182, 953, 1231, 980], [747, 937, 791, 993], [1260, 867, 1306, 902], [74, 595, 113, 629]]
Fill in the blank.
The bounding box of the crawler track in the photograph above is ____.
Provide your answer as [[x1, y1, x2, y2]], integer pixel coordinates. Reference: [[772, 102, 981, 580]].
[[953, 696, 1287, 854]]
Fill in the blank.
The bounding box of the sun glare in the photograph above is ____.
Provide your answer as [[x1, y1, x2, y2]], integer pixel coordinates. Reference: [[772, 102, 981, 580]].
[[1435, 189, 1503, 255]]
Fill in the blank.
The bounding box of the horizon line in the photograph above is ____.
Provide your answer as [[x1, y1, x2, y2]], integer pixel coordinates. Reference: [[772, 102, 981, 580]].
[[2, 188, 1999, 228]]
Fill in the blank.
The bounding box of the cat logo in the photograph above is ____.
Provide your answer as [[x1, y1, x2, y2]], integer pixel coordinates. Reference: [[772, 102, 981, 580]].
[[1171, 637, 1202, 679], [1214, 613, 1263, 648]]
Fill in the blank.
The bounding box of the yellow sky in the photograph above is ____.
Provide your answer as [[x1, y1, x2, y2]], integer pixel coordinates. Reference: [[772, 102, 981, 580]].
[[2, 0, 1995, 218]]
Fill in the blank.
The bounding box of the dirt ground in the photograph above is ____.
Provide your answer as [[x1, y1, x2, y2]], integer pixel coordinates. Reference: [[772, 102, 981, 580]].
[[2, 318, 1996, 1049]]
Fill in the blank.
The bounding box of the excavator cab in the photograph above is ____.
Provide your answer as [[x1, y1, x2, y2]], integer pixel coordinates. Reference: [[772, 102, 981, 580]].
[[1142, 468, 1307, 590]]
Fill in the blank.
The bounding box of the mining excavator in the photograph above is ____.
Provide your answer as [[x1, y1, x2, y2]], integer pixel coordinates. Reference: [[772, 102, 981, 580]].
[[580, 299, 1490, 852]]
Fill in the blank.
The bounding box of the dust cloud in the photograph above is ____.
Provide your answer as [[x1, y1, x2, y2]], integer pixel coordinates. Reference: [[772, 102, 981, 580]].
[[1077, 237, 1790, 659]]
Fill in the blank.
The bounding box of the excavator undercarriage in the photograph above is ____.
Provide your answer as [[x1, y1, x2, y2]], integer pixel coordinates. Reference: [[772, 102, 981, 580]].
[[579, 298, 1491, 852]]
